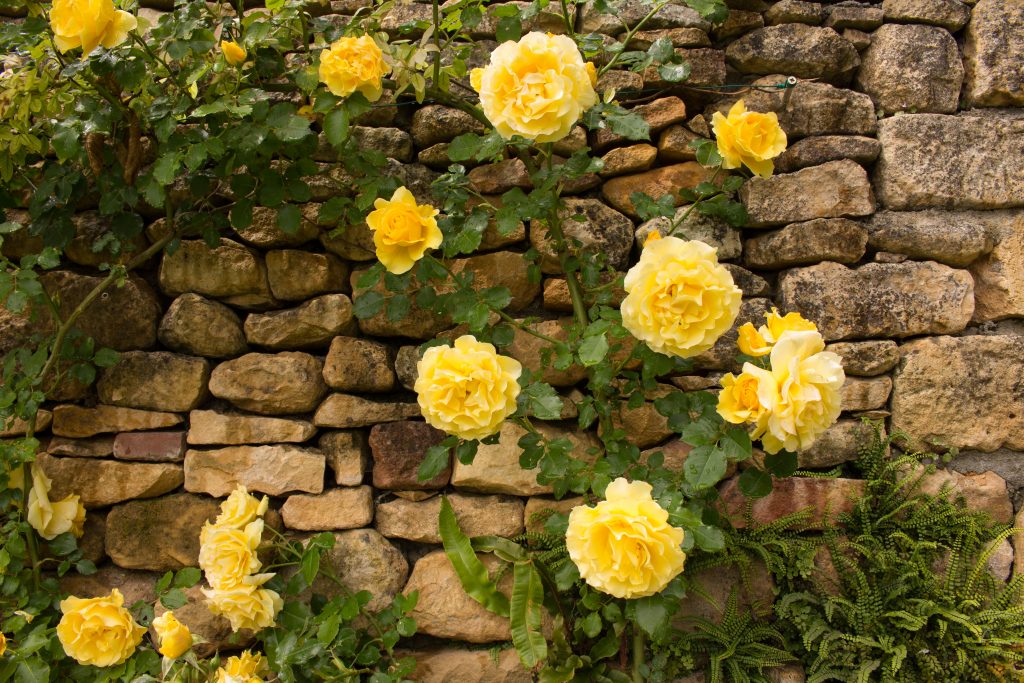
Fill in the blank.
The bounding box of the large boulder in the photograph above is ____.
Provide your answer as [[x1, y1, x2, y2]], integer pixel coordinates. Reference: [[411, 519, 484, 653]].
[[725, 25, 860, 84], [37, 453, 183, 508], [97, 351, 210, 412], [963, 0, 1024, 107], [208, 352, 327, 414], [404, 551, 510, 642], [41, 271, 161, 351], [158, 294, 248, 358], [105, 493, 218, 571], [740, 160, 875, 227], [184, 445, 325, 496]]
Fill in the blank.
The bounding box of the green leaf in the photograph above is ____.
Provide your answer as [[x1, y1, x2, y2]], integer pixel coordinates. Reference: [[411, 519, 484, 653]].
[[510, 563, 547, 667], [352, 291, 385, 319], [471, 536, 529, 563], [738, 467, 772, 499], [634, 595, 669, 636], [695, 139, 724, 167], [447, 133, 482, 162], [92, 347, 120, 368], [276, 204, 302, 234], [721, 427, 752, 461], [160, 588, 187, 610], [764, 450, 798, 478], [658, 62, 691, 83], [418, 442, 451, 482], [683, 445, 727, 489], [173, 567, 201, 588], [438, 497, 510, 617], [302, 547, 321, 585], [47, 533, 77, 556], [496, 13, 522, 42], [324, 107, 350, 147], [578, 333, 609, 367], [317, 612, 340, 645]]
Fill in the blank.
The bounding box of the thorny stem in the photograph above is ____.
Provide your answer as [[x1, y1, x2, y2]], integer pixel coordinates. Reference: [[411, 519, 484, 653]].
[[540, 145, 589, 327], [599, 0, 671, 76], [665, 166, 723, 238]]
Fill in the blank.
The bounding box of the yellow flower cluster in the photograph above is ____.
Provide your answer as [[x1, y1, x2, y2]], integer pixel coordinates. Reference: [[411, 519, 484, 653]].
[[151, 611, 192, 659], [711, 99, 788, 178], [566, 478, 686, 599], [199, 486, 282, 632], [318, 35, 390, 101], [49, 0, 137, 59], [620, 232, 742, 359], [717, 312, 845, 454], [366, 186, 443, 274], [215, 650, 270, 683], [737, 307, 818, 357], [8, 464, 86, 541], [415, 335, 522, 441], [471, 32, 598, 143], [56, 589, 146, 667]]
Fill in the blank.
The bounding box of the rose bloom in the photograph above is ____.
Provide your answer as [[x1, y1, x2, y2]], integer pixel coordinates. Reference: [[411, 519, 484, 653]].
[[746, 330, 845, 454], [737, 308, 817, 357], [26, 465, 85, 541], [711, 99, 787, 178], [716, 371, 765, 424], [415, 335, 522, 441], [318, 35, 390, 101], [220, 40, 247, 66], [366, 186, 442, 274], [199, 519, 264, 590], [203, 579, 282, 633], [215, 650, 269, 683], [56, 589, 146, 667], [471, 31, 598, 143], [213, 485, 269, 530], [50, 0, 137, 58], [0, 631, 6, 656], [621, 233, 742, 359], [151, 610, 192, 659], [566, 478, 686, 599]]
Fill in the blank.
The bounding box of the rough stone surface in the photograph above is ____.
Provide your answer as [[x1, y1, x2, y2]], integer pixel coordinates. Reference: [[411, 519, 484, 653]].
[[450, 251, 540, 311], [184, 445, 325, 496], [243, 294, 354, 350], [411, 105, 485, 148], [112, 431, 186, 462], [741, 160, 875, 227], [281, 486, 374, 531], [265, 250, 349, 301], [856, 24, 963, 114], [48, 435, 115, 458], [726, 25, 860, 84], [314, 394, 421, 428], [530, 198, 635, 274], [963, 0, 1024, 107], [312, 529, 408, 612], [237, 206, 321, 249], [187, 410, 316, 445], [918, 468, 1013, 523], [694, 298, 774, 371], [799, 419, 883, 468], [323, 336, 396, 392], [405, 551, 511, 642], [406, 649, 530, 683], [743, 218, 867, 269], [582, 0, 710, 36], [969, 211, 1024, 321], [778, 261, 974, 340], [352, 270, 450, 340], [775, 135, 881, 173], [602, 163, 709, 218], [824, 4, 882, 30], [52, 404, 183, 438], [841, 376, 892, 412], [719, 476, 865, 528], [765, 0, 824, 26], [97, 351, 210, 412], [882, 0, 970, 31], [369, 421, 449, 490], [209, 352, 327, 414], [826, 340, 900, 376], [892, 335, 1024, 453], [41, 271, 161, 351], [676, 562, 777, 625], [524, 496, 586, 534], [159, 238, 271, 299], [637, 208, 742, 260], [599, 144, 658, 177], [158, 294, 248, 358], [320, 431, 368, 486], [376, 493, 524, 543], [37, 452, 183, 508], [61, 565, 158, 609], [506, 318, 587, 387], [866, 210, 999, 267], [105, 493, 218, 571]]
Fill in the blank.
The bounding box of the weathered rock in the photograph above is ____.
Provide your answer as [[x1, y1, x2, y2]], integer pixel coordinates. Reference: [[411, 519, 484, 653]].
[[775, 135, 881, 173], [405, 551, 511, 642], [627, 28, 711, 49], [61, 565, 158, 608], [765, 0, 824, 26], [237, 206, 321, 249], [581, 0, 711, 35], [599, 144, 658, 178], [351, 270, 450, 340], [642, 48, 726, 89], [369, 421, 449, 490], [637, 207, 742, 260], [187, 410, 315, 445], [875, 114, 1024, 210], [524, 496, 585, 534], [719, 476, 865, 528], [866, 210, 999, 267], [675, 562, 777, 625], [243, 294, 354, 350], [841, 376, 892, 412], [322, 336, 396, 392], [882, 0, 970, 31], [37, 452, 183, 508], [351, 126, 414, 162], [741, 160, 875, 227], [602, 163, 709, 218], [506, 318, 587, 387], [542, 273, 627, 312], [184, 445, 325, 496], [64, 212, 148, 267], [41, 271, 161, 351], [778, 261, 974, 340], [158, 294, 248, 358], [0, 410, 51, 438], [693, 298, 774, 371], [917, 467, 1012, 523], [151, 584, 254, 657], [380, 2, 433, 37], [714, 9, 764, 40], [963, 0, 1024, 107], [743, 218, 867, 269], [105, 493, 218, 571], [52, 404, 183, 438], [826, 340, 900, 376], [591, 96, 688, 152], [824, 4, 882, 30], [411, 105, 485, 148], [856, 24, 963, 114], [970, 211, 1024, 321], [892, 335, 1024, 453], [450, 251, 541, 311], [209, 352, 327, 414], [799, 419, 884, 468], [726, 25, 860, 84], [320, 431, 368, 486], [112, 431, 186, 462], [314, 394, 421, 428], [376, 493, 524, 543], [320, 222, 376, 261], [265, 250, 349, 301], [468, 159, 531, 195], [281, 486, 373, 531], [723, 264, 771, 297], [158, 238, 271, 299], [530, 199, 635, 274], [407, 648, 530, 683], [98, 351, 210, 412], [48, 435, 115, 458], [656, 124, 701, 162]]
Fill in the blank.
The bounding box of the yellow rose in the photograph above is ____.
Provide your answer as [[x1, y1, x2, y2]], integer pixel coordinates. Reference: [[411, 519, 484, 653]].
[[566, 478, 686, 599], [203, 580, 282, 633], [711, 99, 788, 178], [0, 631, 6, 656], [213, 485, 269, 530], [747, 330, 845, 454], [716, 371, 765, 424], [25, 465, 86, 541], [737, 308, 817, 357], [50, 0, 137, 58], [220, 40, 247, 67], [198, 519, 264, 590], [470, 31, 598, 143], [621, 235, 742, 359], [318, 35, 390, 101], [57, 589, 145, 667], [365, 186, 442, 275], [415, 335, 522, 441], [215, 650, 269, 683], [151, 611, 192, 659]]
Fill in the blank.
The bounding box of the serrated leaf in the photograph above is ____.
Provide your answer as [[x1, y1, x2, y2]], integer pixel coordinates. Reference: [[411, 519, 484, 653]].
[[578, 333, 609, 367], [738, 467, 772, 499], [447, 133, 482, 162], [634, 595, 669, 636], [438, 497, 510, 617], [324, 107, 350, 147], [683, 445, 727, 489], [764, 450, 798, 478]]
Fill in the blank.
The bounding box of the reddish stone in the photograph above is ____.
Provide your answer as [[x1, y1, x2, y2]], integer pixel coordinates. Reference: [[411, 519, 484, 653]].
[[718, 476, 865, 529], [369, 421, 449, 490], [113, 431, 187, 462]]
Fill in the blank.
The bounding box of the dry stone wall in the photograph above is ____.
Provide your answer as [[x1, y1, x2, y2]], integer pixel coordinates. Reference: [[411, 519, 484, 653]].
[[4, 0, 1024, 678]]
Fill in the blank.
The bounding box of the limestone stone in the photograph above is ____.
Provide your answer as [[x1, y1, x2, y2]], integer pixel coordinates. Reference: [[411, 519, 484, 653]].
[[841, 376, 892, 412], [158, 238, 271, 299], [64, 212, 148, 267], [105, 493, 218, 571], [726, 25, 860, 84], [612, 399, 674, 449], [657, 124, 701, 162], [450, 251, 541, 311], [506, 318, 587, 387], [47, 435, 114, 458], [296, 529, 406, 613], [468, 159, 531, 195], [237, 206, 320, 249], [949, 449, 1024, 491], [917, 468, 1012, 523], [856, 24, 963, 114], [320, 222, 375, 261], [875, 114, 1024, 210], [743, 218, 867, 269], [542, 273, 626, 312], [352, 126, 414, 162], [826, 340, 900, 376], [41, 271, 161, 351], [764, 0, 823, 25], [410, 105, 485, 148], [407, 648, 530, 683], [642, 48, 727, 89], [602, 162, 709, 218], [970, 211, 1024, 321], [113, 431, 186, 462], [380, 2, 433, 37], [158, 294, 248, 358], [963, 0, 1024, 107], [824, 4, 882, 30], [675, 562, 777, 625], [775, 135, 881, 173], [61, 565, 158, 608], [320, 431, 368, 486], [530, 199, 635, 274], [778, 261, 974, 340], [369, 421, 449, 490], [719, 476, 865, 528], [524, 496, 585, 534], [0, 411, 51, 438], [376, 493, 525, 543], [599, 144, 657, 178], [265, 250, 349, 301], [740, 160, 875, 227], [714, 9, 764, 40], [37, 452, 183, 508], [693, 298, 773, 371], [882, 0, 970, 31], [281, 486, 373, 531], [209, 352, 327, 414], [628, 28, 711, 49], [314, 394, 421, 429], [395, 346, 419, 390], [799, 419, 883, 468], [866, 210, 999, 267], [323, 336, 396, 392], [187, 410, 316, 445], [405, 550, 511, 642], [637, 207, 742, 260], [97, 351, 210, 412], [581, 0, 711, 35], [723, 264, 771, 297], [52, 404, 183, 438], [243, 294, 354, 350], [184, 445, 325, 496], [591, 96, 688, 152], [891, 335, 1024, 453]]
